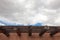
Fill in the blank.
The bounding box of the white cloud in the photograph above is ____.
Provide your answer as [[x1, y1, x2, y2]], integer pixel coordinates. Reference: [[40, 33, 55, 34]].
[[31, 14, 48, 24], [0, 23, 5, 26], [55, 15, 60, 24], [0, 0, 60, 26]]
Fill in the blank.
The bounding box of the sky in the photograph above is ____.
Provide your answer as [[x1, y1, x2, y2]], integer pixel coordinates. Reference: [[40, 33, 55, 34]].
[[0, 0, 60, 26]]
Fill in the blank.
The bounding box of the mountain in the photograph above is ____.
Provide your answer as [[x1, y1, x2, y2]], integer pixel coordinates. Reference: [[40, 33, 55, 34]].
[[0, 19, 42, 26]]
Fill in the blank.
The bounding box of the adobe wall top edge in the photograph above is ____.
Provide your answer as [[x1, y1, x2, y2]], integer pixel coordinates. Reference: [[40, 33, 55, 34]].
[[0, 26, 60, 27]]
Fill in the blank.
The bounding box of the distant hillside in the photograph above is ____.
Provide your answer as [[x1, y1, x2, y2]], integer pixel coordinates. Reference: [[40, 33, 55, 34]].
[[0, 19, 42, 26]]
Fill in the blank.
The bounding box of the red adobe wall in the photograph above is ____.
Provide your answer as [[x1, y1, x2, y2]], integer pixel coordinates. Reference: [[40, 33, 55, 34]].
[[0, 33, 60, 40]]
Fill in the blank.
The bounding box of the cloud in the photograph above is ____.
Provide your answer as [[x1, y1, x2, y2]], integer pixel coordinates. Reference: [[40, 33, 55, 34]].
[[44, 0, 60, 9], [0, 23, 5, 26], [0, 0, 60, 26], [31, 14, 48, 24]]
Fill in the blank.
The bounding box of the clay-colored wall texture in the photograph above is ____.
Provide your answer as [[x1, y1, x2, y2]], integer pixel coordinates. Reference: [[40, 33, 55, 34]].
[[0, 33, 60, 40]]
